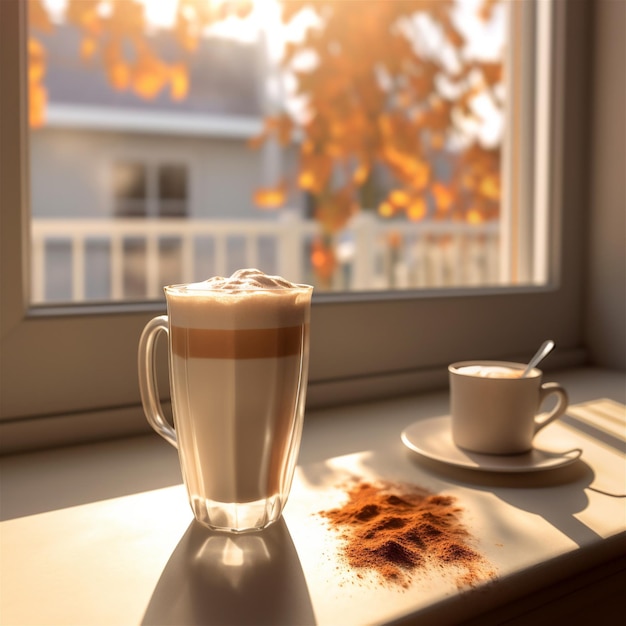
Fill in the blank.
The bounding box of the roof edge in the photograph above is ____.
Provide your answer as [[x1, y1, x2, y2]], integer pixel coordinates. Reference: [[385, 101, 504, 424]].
[[41, 104, 264, 138]]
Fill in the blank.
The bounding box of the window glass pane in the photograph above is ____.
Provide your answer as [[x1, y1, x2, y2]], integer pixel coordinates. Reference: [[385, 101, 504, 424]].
[[113, 162, 147, 217], [158, 164, 188, 217], [28, 0, 532, 305], [158, 164, 186, 201], [114, 162, 147, 201]]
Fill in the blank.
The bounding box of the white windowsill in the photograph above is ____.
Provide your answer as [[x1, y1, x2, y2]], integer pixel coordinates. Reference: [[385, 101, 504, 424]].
[[1, 366, 625, 625]]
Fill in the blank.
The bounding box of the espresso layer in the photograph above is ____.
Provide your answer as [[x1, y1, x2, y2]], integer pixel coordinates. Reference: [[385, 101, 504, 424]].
[[171, 324, 307, 359]]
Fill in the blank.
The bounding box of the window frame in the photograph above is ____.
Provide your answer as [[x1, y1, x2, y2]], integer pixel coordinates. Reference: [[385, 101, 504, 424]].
[[0, 0, 590, 453]]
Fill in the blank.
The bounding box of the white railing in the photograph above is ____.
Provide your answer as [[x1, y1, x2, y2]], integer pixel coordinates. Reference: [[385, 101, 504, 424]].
[[30, 213, 501, 302]]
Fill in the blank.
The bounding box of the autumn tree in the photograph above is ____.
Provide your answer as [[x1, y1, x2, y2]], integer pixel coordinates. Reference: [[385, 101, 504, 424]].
[[28, 0, 503, 288], [252, 0, 504, 284], [28, 0, 254, 125]]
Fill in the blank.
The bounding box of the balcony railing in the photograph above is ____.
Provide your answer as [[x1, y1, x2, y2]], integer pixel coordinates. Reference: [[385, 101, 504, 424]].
[[31, 213, 501, 303]]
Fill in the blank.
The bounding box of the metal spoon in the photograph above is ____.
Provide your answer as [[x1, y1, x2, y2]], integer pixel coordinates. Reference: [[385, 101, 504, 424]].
[[521, 339, 555, 377]]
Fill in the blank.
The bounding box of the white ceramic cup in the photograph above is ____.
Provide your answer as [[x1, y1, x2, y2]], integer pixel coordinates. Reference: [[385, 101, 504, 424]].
[[448, 360, 569, 455], [138, 281, 313, 533]]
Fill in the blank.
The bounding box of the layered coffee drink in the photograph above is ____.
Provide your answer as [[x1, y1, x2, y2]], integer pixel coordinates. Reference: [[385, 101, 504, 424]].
[[162, 269, 312, 531]]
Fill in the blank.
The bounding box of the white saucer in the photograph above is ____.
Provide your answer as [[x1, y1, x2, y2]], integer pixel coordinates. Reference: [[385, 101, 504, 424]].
[[401, 415, 582, 473]]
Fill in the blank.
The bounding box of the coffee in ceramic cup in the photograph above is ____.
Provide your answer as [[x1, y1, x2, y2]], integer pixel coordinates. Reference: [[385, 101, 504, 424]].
[[138, 269, 313, 532], [448, 360, 568, 455]]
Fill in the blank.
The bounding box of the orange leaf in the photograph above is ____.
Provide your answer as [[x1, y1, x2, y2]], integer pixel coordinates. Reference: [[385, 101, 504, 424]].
[[109, 61, 131, 91], [480, 62, 503, 87], [378, 201, 394, 218], [479, 175, 500, 200], [353, 161, 370, 186], [133, 65, 167, 99], [409, 159, 430, 190], [29, 81, 47, 128], [28, 37, 46, 80], [467, 208, 484, 224], [298, 154, 333, 194], [169, 64, 189, 100], [80, 37, 97, 60], [28, 36, 47, 128], [443, 21, 465, 49], [432, 182, 454, 212], [28, 0, 54, 32], [407, 197, 427, 221], [253, 185, 287, 209], [28, 59, 45, 83], [310, 238, 337, 282], [389, 189, 411, 208]]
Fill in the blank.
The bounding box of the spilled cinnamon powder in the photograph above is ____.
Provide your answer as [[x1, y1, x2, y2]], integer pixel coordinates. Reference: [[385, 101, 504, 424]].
[[318, 480, 494, 588]]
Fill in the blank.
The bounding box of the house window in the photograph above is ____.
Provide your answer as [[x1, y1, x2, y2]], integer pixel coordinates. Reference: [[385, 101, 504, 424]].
[[113, 162, 188, 219], [158, 164, 188, 218], [1, 0, 586, 448], [113, 162, 147, 218]]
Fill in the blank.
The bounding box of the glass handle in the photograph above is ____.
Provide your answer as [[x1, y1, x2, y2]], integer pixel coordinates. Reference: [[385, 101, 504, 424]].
[[138, 315, 178, 449]]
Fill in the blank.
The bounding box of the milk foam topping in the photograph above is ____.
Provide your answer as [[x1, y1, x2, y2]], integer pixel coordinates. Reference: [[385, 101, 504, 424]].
[[197, 268, 301, 291], [165, 269, 313, 329], [456, 365, 522, 379]]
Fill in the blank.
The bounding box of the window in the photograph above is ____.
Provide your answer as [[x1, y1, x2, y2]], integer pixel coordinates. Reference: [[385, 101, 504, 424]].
[[0, 0, 590, 452], [158, 164, 187, 218], [27, 0, 539, 304], [113, 162, 148, 218], [113, 162, 188, 219]]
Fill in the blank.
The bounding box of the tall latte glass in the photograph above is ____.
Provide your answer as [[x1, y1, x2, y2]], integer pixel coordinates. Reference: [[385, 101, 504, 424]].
[[138, 269, 313, 533]]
